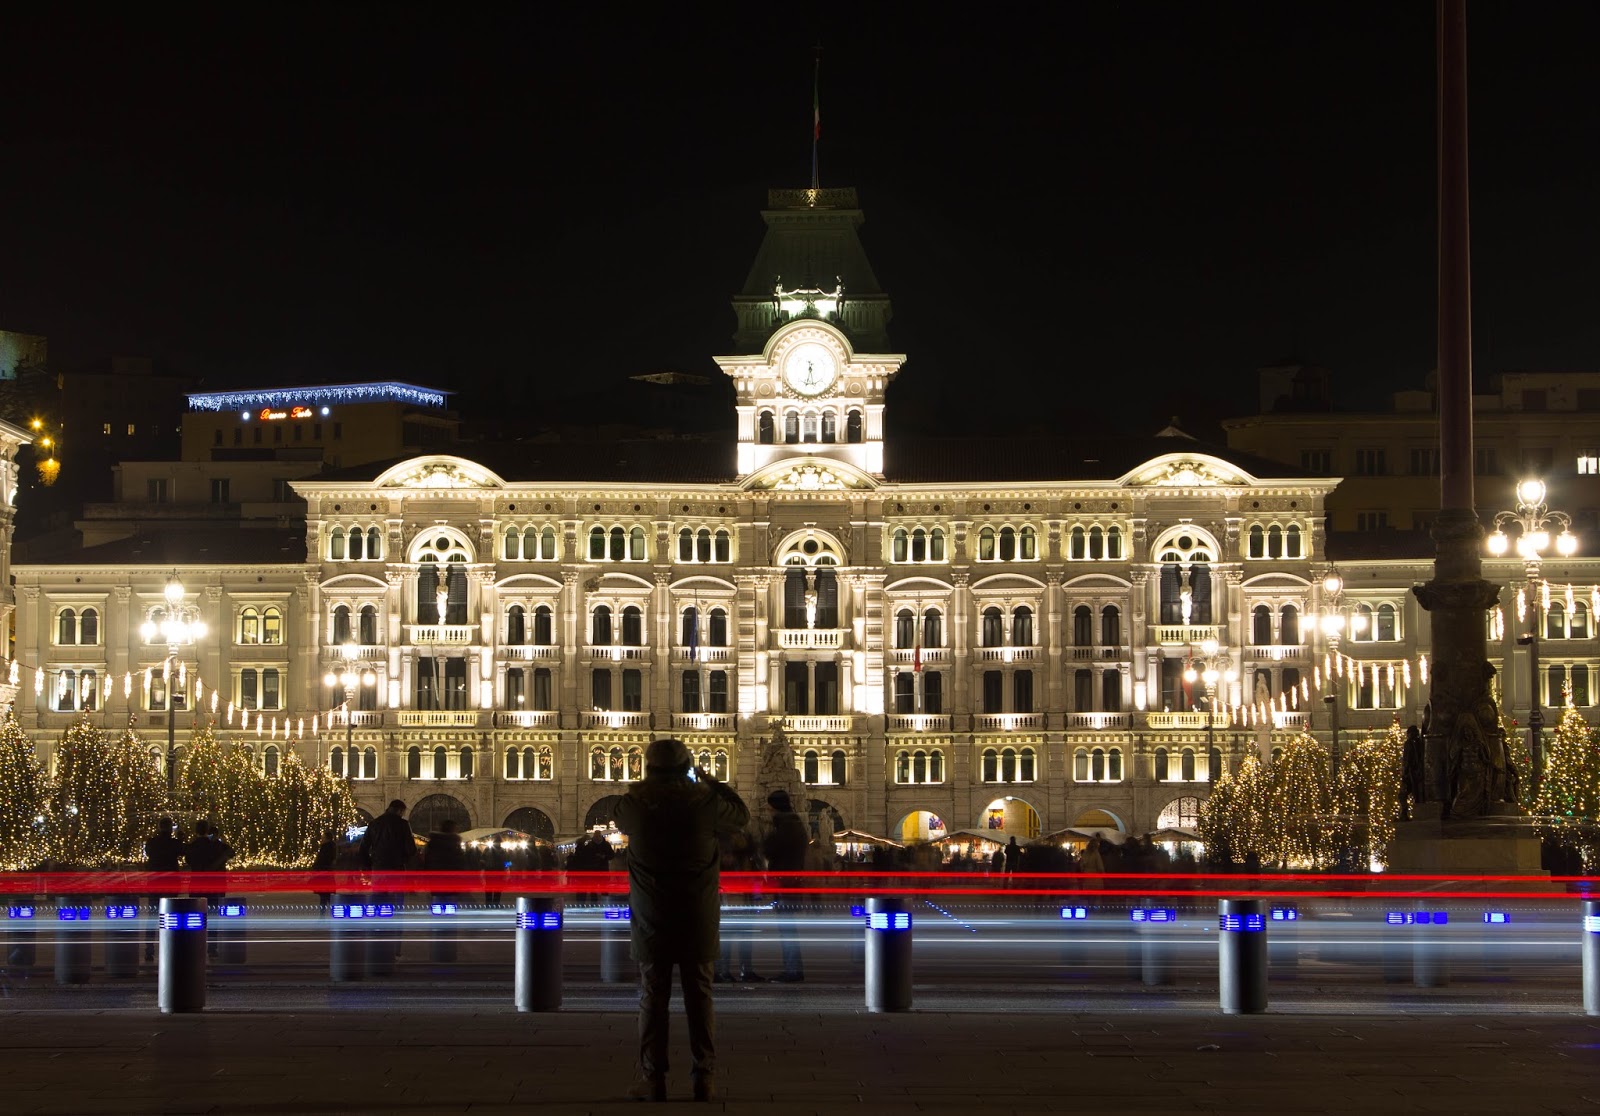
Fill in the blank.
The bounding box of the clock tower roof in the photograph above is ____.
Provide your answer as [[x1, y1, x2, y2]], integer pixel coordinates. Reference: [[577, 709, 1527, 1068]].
[[731, 187, 892, 354]]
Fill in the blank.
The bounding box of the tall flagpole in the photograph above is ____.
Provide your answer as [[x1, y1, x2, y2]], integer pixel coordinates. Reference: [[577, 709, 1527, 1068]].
[[810, 45, 822, 190]]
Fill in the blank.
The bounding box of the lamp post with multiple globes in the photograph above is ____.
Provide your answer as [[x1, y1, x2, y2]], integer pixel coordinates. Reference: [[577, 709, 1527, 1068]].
[[1315, 571, 1367, 777], [323, 640, 376, 773], [139, 573, 207, 793], [1487, 478, 1577, 796], [1183, 638, 1235, 783]]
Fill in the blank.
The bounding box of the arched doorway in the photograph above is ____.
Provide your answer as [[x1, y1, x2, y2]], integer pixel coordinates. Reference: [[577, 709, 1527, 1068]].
[[1156, 797, 1202, 831], [894, 809, 948, 843], [584, 794, 624, 830], [979, 795, 1040, 838], [410, 793, 471, 836], [805, 798, 844, 841], [503, 806, 555, 840], [1072, 807, 1127, 834]]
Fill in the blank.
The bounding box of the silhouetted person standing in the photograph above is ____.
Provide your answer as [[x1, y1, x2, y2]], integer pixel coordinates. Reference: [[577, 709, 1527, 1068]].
[[613, 739, 749, 1103], [311, 827, 339, 913], [144, 817, 183, 960], [762, 790, 809, 982], [361, 800, 416, 959], [183, 820, 233, 957]]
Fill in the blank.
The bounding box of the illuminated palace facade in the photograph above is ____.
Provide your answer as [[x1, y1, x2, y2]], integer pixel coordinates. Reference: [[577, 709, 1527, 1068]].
[[15, 187, 1592, 844]]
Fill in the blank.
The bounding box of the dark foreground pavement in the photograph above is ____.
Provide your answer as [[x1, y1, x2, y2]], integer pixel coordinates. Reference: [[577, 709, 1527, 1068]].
[[4, 986, 1599, 1115]]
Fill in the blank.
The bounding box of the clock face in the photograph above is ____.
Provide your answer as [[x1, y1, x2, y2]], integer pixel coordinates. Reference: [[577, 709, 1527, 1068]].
[[782, 343, 838, 396]]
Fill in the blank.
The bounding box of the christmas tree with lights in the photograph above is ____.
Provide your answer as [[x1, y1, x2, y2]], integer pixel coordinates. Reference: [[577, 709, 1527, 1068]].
[[176, 721, 228, 827], [1332, 721, 1405, 869], [1267, 731, 1337, 868], [266, 749, 359, 866], [1531, 695, 1600, 867], [0, 707, 48, 869], [49, 715, 166, 865], [108, 721, 167, 863]]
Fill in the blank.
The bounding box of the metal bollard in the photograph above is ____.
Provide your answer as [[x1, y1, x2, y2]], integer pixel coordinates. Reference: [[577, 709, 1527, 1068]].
[[54, 904, 92, 985], [1058, 902, 1091, 974], [1266, 904, 1299, 977], [1218, 898, 1268, 1014], [429, 898, 459, 963], [1583, 900, 1600, 1016], [515, 896, 563, 1012], [158, 897, 207, 1013], [215, 899, 248, 966], [6, 901, 38, 970], [864, 896, 913, 1012], [329, 894, 368, 982], [1133, 902, 1176, 986], [104, 901, 143, 978], [365, 898, 399, 978], [599, 900, 633, 983]]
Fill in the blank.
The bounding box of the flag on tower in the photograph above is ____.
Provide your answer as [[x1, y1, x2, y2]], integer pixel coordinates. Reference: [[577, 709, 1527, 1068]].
[[913, 622, 922, 673], [686, 604, 699, 662]]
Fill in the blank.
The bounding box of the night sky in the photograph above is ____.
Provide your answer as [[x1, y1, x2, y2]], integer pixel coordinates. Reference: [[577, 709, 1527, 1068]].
[[5, 3, 1600, 440]]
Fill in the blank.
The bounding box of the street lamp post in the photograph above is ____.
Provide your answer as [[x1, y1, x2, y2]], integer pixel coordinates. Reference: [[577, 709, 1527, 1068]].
[[139, 573, 207, 793], [1315, 571, 1367, 777], [1184, 638, 1236, 783], [324, 641, 376, 775], [1487, 478, 1578, 796]]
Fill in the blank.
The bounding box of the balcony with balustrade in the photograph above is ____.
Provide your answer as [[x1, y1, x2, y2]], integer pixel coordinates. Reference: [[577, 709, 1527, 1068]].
[[1068, 645, 1127, 662], [973, 712, 1044, 732], [888, 647, 950, 667], [584, 644, 651, 662], [583, 710, 650, 730], [502, 643, 561, 661], [671, 644, 734, 664], [782, 714, 854, 732], [670, 712, 736, 732], [406, 624, 477, 646], [1246, 644, 1307, 661], [1064, 711, 1131, 730], [775, 629, 847, 650], [886, 713, 952, 733], [976, 645, 1038, 663], [1151, 624, 1222, 646], [494, 710, 559, 729], [395, 709, 481, 727]]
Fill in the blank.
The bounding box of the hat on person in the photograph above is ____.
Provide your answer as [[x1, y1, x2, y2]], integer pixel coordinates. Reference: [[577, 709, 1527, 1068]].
[[645, 738, 693, 771], [767, 790, 792, 811]]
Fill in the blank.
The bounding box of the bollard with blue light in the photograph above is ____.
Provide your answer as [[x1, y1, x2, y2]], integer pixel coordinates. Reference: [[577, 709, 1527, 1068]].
[[104, 902, 143, 978], [1412, 903, 1449, 989], [7, 902, 38, 971], [54, 905, 92, 985], [1584, 900, 1600, 1016], [599, 901, 633, 984], [1218, 898, 1268, 1014], [328, 893, 368, 982], [429, 899, 459, 964], [216, 899, 248, 966], [1131, 904, 1177, 986], [1267, 904, 1299, 976], [158, 897, 207, 1013], [515, 896, 563, 1012], [864, 896, 913, 1013], [360, 900, 400, 978]]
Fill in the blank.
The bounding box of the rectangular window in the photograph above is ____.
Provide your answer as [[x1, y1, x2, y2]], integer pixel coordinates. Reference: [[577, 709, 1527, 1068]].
[[273, 479, 293, 502], [1300, 449, 1331, 473], [293, 424, 303, 442], [147, 478, 169, 504], [253, 426, 263, 444], [333, 422, 343, 440], [532, 668, 552, 710], [240, 670, 258, 710], [1408, 448, 1439, 476], [1356, 511, 1390, 531], [1353, 448, 1386, 476], [982, 670, 1003, 714], [591, 669, 612, 710], [313, 423, 323, 440], [1475, 447, 1499, 475], [102, 423, 112, 436], [621, 668, 642, 712], [127, 423, 136, 436], [262, 668, 281, 710], [210, 478, 230, 504], [1013, 670, 1033, 714], [1579, 455, 1600, 476], [233, 427, 243, 446]]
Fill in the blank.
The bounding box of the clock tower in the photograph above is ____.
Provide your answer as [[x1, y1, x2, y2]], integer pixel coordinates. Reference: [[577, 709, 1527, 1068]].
[[718, 187, 903, 480]]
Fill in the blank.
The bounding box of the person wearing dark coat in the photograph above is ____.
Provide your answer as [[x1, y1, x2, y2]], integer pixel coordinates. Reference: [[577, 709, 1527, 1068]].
[[311, 828, 339, 913], [612, 738, 749, 1103], [762, 790, 809, 982], [422, 818, 467, 912], [183, 820, 233, 958], [144, 817, 184, 960], [360, 800, 416, 960]]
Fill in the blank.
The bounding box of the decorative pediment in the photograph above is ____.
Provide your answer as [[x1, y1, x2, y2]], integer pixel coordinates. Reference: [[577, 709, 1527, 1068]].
[[1121, 453, 1252, 488], [744, 457, 877, 493], [374, 455, 505, 490]]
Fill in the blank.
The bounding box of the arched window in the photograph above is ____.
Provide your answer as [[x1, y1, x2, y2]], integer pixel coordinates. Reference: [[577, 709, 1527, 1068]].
[[1020, 526, 1037, 560], [1574, 604, 1591, 640], [1106, 747, 1121, 781], [357, 605, 376, 645], [330, 746, 345, 778], [758, 411, 775, 444], [680, 606, 698, 648], [930, 528, 946, 561], [537, 745, 553, 780], [784, 411, 799, 443], [460, 745, 474, 780], [1377, 603, 1397, 641], [504, 528, 519, 560], [539, 527, 557, 560], [1091, 748, 1106, 782], [264, 744, 280, 777], [1073, 748, 1089, 781], [416, 555, 439, 620], [55, 669, 76, 711], [1280, 605, 1300, 645], [621, 605, 643, 645], [709, 608, 728, 646], [1353, 604, 1375, 641], [696, 528, 712, 562], [982, 607, 1004, 647], [592, 605, 613, 645], [362, 746, 377, 779], [1070, 526, 1086, 560], [1000, 747, 1017, 781], [846, 409, 863, 443], [999, 526, 1016, 561], [1012, 606, 1033, 646], [1249, 525, 1265, 558], [978, 526, 997, 561], [590, 745, 606, 780], [895, 609, 915, 649], [1267, 524, 1283, 558], [1020, 746, 1037, 781], [238, 607, 259, 645], [714, 529, 730, 562], [1073, 605, 1093, 646], [1101, 605, 1121, 646], [58, 608, 79, 646], [911, 528, 927, 562], [1106, 525, 1123, 559], [609, 526, 625, 561], [896, 750, 911, 783], [588, 526, 606, 560], [329, 527, 346, 560], [892, 528, 908, 563], [821, 411, 837, 442], [1181, 748, 1197, 781], [802, 749, 819, 783], [923, 608, 942, 648], [534, 605, 553, 645], [506, 746, 520, 779], [332, 605, 352, 644], [523, 526, 538, 559], [982, 748, 998, 782], [367, 527, 382, 560], [678, 528, 693, 561], [348, 526, 364, 561], [433, 746, 448, 780], [80, 607, 99, 645], [1253, 604, 1272, 645], [1089, 525, 1104, 560], [830, 749, 846, 785], [1286, 524, 1302, 558], [406, 746, 422, 779], [507, 605, 526, 645], [629, 526, 647, 561], [1155, 747, 1170, 781]]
